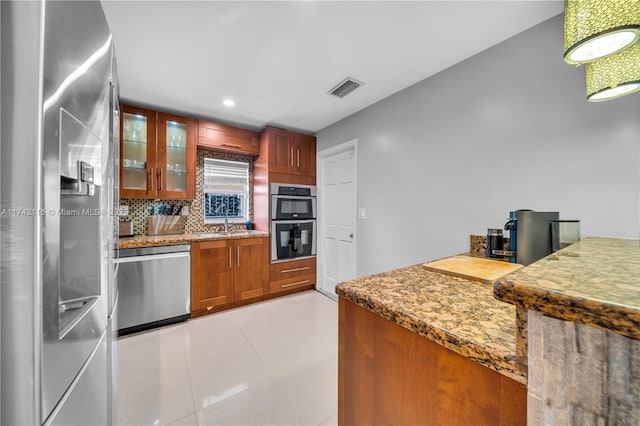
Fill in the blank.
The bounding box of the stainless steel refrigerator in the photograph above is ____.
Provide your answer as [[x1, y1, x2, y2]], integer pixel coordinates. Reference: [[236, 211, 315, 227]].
[[1, 1, 119, 424]]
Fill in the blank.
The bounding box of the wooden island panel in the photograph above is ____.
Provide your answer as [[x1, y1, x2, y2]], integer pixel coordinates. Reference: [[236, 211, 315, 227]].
[[339, 298, 526, 426]]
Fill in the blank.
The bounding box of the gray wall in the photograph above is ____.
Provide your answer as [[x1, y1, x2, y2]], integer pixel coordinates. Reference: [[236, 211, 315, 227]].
[[316, 15, 640, 277]]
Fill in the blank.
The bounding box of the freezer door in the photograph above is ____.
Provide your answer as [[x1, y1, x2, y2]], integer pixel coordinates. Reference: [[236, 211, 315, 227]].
[[45, 332, 108, 426], [107, 295, 119, 426]]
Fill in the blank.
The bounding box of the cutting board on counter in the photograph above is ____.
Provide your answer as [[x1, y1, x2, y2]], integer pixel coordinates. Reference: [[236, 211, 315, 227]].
[[422, 255, 523, 284]]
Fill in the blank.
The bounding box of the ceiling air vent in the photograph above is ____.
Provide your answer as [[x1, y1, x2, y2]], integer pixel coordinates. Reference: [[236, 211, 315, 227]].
[[327, 77, 364, 98]]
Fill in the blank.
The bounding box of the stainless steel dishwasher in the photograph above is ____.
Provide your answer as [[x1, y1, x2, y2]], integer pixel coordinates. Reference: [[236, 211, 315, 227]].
[[116, 244, 191, 335]]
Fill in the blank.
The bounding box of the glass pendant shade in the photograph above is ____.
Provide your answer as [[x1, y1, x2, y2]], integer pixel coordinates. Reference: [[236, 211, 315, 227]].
[[564, 0, 640, 64], [586, 42, 640, 101]]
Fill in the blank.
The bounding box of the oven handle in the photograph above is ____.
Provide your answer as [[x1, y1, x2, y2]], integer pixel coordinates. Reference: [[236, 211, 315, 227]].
[[271, 194, 317, 199], [271, 219, 317, 225]]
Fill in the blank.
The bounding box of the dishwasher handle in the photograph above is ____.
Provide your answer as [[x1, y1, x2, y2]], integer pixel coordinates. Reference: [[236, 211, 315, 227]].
[[116, 251, 190, 264]]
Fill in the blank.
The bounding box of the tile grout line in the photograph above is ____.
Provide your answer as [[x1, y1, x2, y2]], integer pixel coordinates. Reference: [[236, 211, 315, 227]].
[[235, 316, 305, 426], [125, 291, 335, 426], [234, 315, 277, 388], [317, 413, 338, 426], [177, 328, 199, 426], [234, 293, 337, 426]]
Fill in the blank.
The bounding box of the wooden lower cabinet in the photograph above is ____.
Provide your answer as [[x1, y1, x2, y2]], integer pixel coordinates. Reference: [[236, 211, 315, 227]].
[[339, 298, 527, 426], [269, 257, 316, 294], [234, 238, 269, 301], [191, 240, 233, 311], [191, 237, 268, 317]]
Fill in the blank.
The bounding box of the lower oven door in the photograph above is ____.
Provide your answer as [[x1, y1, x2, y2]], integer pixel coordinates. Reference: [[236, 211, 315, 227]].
[[271, 220, 317, 262]]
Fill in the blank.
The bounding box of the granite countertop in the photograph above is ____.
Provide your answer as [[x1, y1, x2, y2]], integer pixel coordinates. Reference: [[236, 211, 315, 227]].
[[335, 263, 526, 384], [494, 236, 640, 340], [119, 230, 268, 249]]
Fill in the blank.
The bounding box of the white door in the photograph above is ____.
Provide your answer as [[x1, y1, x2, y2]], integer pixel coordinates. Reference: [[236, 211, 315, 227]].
[[317, 140, 357, 299]]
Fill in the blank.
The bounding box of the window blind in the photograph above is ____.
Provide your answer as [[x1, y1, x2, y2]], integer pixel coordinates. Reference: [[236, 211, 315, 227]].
[[203, 158, 249, 221], [203, 158, 249, 194]]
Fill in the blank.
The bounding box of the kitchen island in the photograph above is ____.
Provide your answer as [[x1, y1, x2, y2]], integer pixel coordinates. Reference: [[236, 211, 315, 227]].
[[335, 260, 527, 426], [494, 237, 640, 425]]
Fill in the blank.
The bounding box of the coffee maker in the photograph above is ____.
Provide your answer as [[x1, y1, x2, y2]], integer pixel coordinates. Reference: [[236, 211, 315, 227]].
[[494, 209, 559, 266]]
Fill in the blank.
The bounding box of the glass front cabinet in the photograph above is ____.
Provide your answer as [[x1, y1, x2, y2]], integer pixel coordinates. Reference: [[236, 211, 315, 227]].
[[120, 104, 195, 199]]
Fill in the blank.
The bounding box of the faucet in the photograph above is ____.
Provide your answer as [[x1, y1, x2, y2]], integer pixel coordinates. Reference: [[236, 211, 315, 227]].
[[214, 202, 229, 232]]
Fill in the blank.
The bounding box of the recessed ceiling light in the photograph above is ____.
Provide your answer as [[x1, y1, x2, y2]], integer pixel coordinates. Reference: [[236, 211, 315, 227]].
[[223, 99, 235, 107]]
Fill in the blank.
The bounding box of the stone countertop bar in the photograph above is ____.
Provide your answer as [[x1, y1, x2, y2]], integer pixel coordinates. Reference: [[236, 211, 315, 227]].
[[335, 263, 526, 384], [494, 237, 640, 340], [119, 230, 269, 249]]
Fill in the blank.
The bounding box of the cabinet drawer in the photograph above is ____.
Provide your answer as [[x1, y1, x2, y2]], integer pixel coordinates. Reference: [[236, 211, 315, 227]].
[[270, 258, 316, 280], [270, 258, 316, 295], [198, 121, 259, 156], [269, 273, 315, 294]]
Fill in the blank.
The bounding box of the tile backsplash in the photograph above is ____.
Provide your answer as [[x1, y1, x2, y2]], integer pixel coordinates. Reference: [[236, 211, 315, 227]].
[[120, 150, 254, 236]]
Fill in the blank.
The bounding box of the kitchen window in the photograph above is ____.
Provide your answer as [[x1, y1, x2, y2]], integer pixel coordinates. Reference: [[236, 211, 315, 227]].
[[203, 158, 249, 224]]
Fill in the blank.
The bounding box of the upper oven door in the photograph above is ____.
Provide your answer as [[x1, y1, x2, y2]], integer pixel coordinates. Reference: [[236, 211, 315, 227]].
[[271, 195, 317, 220]]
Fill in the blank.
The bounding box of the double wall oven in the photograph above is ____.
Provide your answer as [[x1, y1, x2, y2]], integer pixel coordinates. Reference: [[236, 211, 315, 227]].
[[271, 183, 317, 262]]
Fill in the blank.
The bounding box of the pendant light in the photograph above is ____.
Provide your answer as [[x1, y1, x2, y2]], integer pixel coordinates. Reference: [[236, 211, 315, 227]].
[[586, 42, 640, 101], [563, 0, 640, 64]]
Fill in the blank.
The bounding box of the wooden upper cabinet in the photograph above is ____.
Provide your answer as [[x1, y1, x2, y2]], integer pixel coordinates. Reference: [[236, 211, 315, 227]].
[[293, 133, 316, 177], [268, 127, 294, 174], [261, 126, 316, 178], [197, 120, 260, 156], [120, 105, 157, 199], [120, 104, 196, 200], [157, 112, 196, 200]]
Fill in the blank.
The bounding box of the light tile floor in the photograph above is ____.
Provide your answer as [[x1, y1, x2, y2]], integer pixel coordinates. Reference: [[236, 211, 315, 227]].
[[117, 290, 338, 426]]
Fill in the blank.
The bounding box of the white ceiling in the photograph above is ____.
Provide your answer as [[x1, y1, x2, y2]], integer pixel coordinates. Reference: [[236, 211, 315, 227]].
[[102, 1, 563, 134]]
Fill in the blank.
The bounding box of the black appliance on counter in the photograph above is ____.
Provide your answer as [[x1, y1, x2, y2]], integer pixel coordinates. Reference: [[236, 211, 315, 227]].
[[270, 183, 317, 262], [494, 209, 559, 266]]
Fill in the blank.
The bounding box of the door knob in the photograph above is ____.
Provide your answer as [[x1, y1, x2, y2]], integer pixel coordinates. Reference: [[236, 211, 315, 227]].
[[349, 234, 354, 238]]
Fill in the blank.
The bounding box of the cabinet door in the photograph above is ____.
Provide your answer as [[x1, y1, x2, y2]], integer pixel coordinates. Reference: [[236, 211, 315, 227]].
[[191, 241, 233, 313], [293, 133, 316, 177], [157, 113, 196, 200], [268, 127, 293, 174], [233, 238, 268, 301], [120, 105, 156, 198], [198, 121, 260, 156]]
